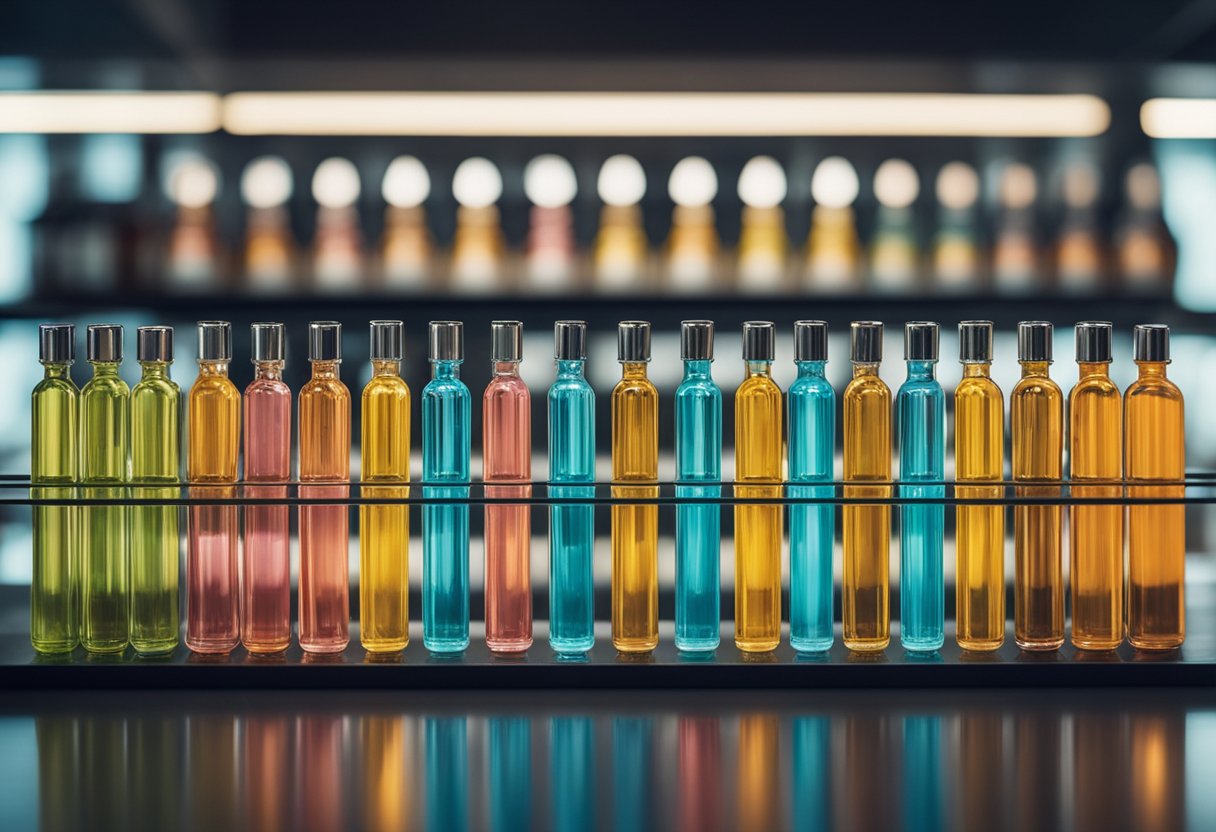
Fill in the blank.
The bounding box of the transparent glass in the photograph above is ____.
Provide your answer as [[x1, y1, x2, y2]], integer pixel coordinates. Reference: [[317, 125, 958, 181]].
[[611, 362, 659, 653], [1069, 361, 1123, 650], [299, 359, 351, 654], [1125, 361, 1185, 650], [734, 360, 783, 652], [360, 359, 411, 653], [674, 358, 721, 652], [1011, 360, 1064, 651], [897, 358, 945, 652], [788, 360, 835, 653], [243, 360, 292, 654], [422, 359, 471, 653], [129, 359, 181, 654], [843, 363, 892, 651]]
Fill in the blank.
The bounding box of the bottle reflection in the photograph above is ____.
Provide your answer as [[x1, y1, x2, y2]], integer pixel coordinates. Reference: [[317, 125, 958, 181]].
[[902, 716, 944, 832], [295, 715, 345, 832], [738, 715, 780, 831], [792, 717, 831, 831], [37, 716, 85, 831], [489, 718, 532, 832], [1130, 715, 1185, 832], [244, 715, 291, 832], [1014, 712, 1062, 832], [1073, 711, 1128, 832], [841, 715, 895, 830], [551, 717, 595, 832], [614, 718, 654, 832], [362, 716, 411, 832], [956, 712, 1005, 831], [427, 718, 469, 832], [678, 716, 721, 832], [187, 715, 238, 832]]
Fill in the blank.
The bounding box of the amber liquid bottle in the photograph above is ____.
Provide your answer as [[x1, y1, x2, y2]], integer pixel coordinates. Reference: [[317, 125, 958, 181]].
[[1125, 324, 1185, 649]]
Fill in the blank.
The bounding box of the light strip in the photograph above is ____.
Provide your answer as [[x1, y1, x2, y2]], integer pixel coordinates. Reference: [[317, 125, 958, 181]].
[[1141, 98, 1216, 139], [0, 92, 222, 134], [223, 92, 1111, 137]]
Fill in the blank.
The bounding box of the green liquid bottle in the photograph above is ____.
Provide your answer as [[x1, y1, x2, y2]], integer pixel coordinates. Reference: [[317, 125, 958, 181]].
[[81, 324, 130, 653], [130, 327, 181, 654], [31, 324, 79, 653]]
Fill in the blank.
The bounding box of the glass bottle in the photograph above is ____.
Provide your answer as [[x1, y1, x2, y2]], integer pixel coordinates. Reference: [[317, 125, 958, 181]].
[[735, 321, 783, 652], [483, 320, 533, 653], [954, 321, 1005, 651], [299, 321, 351, 654], [611, 321, 659, 653], [1125, 324, 1185, 649], [360, 320, 411, 654], [674, 320, 721, 652], [843, 321, 891, 651], [243, 322, 292, 654], [81, 324, 130, 653], [1069, 322, 1123, 650], [788, 321, 835, 653], [31, 323, 79, 653], [186, 321, 241, 654], [1012, 321, 1064, 651], [422, 321, 471, 653], [548, 321, 596, 655], [897, 322, 945, 652], [129, 326, 181, 654]]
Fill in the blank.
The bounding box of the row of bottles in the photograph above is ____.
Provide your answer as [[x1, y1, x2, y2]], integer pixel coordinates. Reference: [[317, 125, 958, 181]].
[[30, 316, 1184, 657]]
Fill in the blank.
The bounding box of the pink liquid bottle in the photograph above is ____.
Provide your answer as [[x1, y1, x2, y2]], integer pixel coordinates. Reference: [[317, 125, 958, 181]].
[[242, 322, 292, 653], [298, 322, 352, 654], [483, 320, 533, 652]]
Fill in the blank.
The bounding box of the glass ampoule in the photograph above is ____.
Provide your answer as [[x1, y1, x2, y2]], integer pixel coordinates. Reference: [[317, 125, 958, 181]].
[[788, 321, 835, 653], [129, 326, 181, 654], [843, 321, 891, 651], [897, 322, 945, 652], [31, 324, 79, 653], [611, 321, 659, 653], [360, 320, 411, 653], [422, 321, 471, 653], [1012, 321, 1064, 651], [1126, 324, 1185, 650], [954, 321, 1005, 651], [299, 322, 352, 654], [548, 321, 596, 655], [1069, 322, 1123, 650], [243, 322, 292, 654], [735, 321, 783, 652], [483, 320, 533, 653], [81, 324, 130, 653], [674, 320, 722, 652]]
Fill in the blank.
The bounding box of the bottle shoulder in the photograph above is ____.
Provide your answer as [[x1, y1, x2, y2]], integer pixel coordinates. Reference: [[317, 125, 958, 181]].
[[132, 376, 181, 400], [675, 376, 722, 401], [1068, 373, 1121, 404], [190, 373, 239, 400], [1012, 374, 1063, 400], [83, 375, 130, 398], [844, 374, 891, 400], [33, 376, 80, 399], [423, 376, 471, 400], [896, 376, 944, 401], [301, 376, 351, 401], [737, 374, 781, 398], [788, 375, 835, 399], [1125, 374, 1184, 404], [613, 376, 658, 399], [362, 374, 410, 402], [548, 376, 594, 399], [245, 377, 292, 399], [483, 373, 530, 401], [955, 375, 1003, 401]]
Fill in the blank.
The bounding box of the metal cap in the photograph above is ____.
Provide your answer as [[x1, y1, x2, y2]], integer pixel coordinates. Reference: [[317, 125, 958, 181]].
[[429, 321, 463, 362], [1133, 324, 1170, 363], [1017, 321, 1053, 363], [794, 320, 828, 362], [554, 321, 587, 361], [618, 321, 651, 362], [1075, 321, 1113, 363], [137, 326, 173, 362], [39, 324, 75, 364], [850, 321, 883, 364], [369, 320, 403, 362], [958, 321, 994, 363], [309, 321, 342, 362], [491, 320, 523, 363], [904, 321, 939, 362], [87, 324, 123, 363], [197, 321, 231, 362], [251, 322, 286, 363], [680, 320, 714, 361], [742, 321, 776, 362]]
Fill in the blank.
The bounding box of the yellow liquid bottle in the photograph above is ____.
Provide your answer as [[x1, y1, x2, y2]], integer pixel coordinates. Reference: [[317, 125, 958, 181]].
[[954, 321, 1005, 651], [1069, 322, 1123, 650], [734, 321, 783, 652], [1011, 321, 1064, 651], [842, 321, 891, 651], [611, 321, 659, 653], [1125, 324, 1185, 650], [360, 321, 411, 653]]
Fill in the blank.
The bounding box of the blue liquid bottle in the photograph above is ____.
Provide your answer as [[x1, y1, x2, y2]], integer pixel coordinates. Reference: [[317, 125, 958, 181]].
[[548, 321, 596, 655], [788, 320, 836, 652], [674, 320, 722, 652], [897, 321, 945, 651], [422, 321, 471, 653]]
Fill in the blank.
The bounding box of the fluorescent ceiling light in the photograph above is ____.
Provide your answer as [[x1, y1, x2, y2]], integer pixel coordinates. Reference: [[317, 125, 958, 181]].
[[1141, 98, 1216, 139], [223, 92, 1110, 138], [0, 92, 221, 134]]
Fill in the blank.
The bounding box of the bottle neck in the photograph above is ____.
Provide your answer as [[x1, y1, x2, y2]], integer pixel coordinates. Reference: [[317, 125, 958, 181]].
[[139, 361, 170, 380], [796, 360, 827, 379], [1136, 360, 1168, 379], [198, 360, 229, 377], [745, 360, 773, 378], [42, 362, 71, 380], [556, 359, 586, 379], [371, 359, 400, 378], [621, 361, 649, 380], [432, 359, 462, 379], [254, 360, 285, 381], [493, 360, 521, 377], [962, 362, 991, 379], [905, 359, 937, 380], [91, 361, 122, 377], [851, 362, 880, 379], [1078, 361, 1111, 379], [1019, 360, 1051, 378], [310, 360, 340, 380], [682, 359, 712, 379]]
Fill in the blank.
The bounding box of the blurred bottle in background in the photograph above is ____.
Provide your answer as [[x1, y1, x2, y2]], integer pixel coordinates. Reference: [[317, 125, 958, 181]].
[[1116, 162, 1175, 294], [869, 159, 921, 294], [1055, 162, 1104, 295], [736, 156, 789, 294], [523, 154, 578, 293], [806, 156, 861, 293], [992, 162, 1041, 295], [932, 162, 983, 293], [380, 155, 433, 292], [450, 157, 505, 295], [595, 154, 650, 293], [240, 156, 296, 293], [165, 154, 221, 292], [665, 156, 720, 294], [310, 157, 364, 293]]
